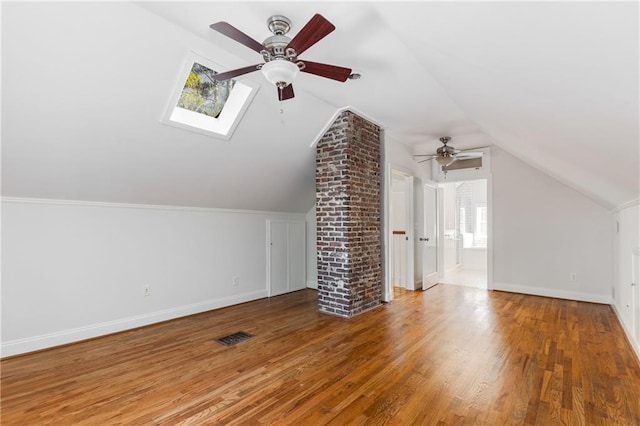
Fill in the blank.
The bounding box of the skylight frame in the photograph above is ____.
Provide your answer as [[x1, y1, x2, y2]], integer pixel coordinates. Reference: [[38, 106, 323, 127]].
[[161, 51, 259, 140]]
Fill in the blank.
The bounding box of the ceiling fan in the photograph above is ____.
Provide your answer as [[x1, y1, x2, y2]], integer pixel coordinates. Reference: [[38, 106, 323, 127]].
[[414, 136, 486, 167], [209, 14, 352, 101]]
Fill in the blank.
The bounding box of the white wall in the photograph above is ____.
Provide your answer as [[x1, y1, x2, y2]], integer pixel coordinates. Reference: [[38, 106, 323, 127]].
[[1, 198, 306, 356], [385, 134, 428, 179], [612, 202, 640, 358], [491, 148, 612, 303], [471, 179, 487, 206]]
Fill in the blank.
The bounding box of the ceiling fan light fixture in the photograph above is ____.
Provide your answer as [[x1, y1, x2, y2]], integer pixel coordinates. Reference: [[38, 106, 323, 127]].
[[436, 155, 455, 167], [261, 60, 299, 89]]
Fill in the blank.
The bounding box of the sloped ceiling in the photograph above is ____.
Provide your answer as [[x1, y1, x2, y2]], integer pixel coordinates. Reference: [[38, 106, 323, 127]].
[[2, 1, 637, 212]]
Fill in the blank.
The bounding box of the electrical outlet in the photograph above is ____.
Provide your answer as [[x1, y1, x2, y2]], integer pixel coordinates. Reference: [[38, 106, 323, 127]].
[[233, 276, 240, 287], [143, 285, 151, 296], [569, 272, 577, 282]]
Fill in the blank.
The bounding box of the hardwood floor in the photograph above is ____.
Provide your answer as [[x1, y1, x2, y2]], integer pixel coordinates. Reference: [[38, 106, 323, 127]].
[[2, 285, 640, 425]]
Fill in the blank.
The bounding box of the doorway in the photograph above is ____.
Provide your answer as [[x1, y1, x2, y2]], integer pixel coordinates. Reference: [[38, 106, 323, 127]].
[[439, 179, 488, 289], [390, 171, 410, 292], [384, 169, 441, 300]]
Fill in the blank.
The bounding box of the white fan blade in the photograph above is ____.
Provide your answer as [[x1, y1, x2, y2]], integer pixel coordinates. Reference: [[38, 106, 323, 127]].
[[417, 157, 436, 164], [457, 146, 490, 153], [455, 151, 483, 159]]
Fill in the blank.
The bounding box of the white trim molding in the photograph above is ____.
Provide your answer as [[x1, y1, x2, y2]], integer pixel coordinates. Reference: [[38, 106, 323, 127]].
[[611, 303, 640, 364], [613, 197, 640, 212], [493, 282, 612, 305], [0, 196, 306, 218], [1, 290, 268, 358], [309, 106, 384, 148]]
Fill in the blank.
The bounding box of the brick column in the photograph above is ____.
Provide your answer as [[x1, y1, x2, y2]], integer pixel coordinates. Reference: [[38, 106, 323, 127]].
[[316, 111, 382, 317]]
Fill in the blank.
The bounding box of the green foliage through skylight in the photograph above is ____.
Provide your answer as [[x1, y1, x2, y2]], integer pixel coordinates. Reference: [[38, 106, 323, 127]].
[[177, 63, 235, 118]]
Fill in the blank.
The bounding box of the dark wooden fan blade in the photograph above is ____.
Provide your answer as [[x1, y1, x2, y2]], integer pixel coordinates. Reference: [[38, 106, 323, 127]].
[[212, 64, 262, 81], [210, 22, 265, 53], [278, 84, 295, 101], [300, 60, 351, 82], [286, 14, 335, 56]]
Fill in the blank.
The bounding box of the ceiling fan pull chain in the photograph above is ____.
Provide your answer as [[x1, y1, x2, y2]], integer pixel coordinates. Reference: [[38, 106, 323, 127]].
[[278, 87, 285, 123]]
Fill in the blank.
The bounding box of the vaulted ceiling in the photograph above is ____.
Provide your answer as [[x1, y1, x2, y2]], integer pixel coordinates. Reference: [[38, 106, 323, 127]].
[[2, 2, 638, 212]]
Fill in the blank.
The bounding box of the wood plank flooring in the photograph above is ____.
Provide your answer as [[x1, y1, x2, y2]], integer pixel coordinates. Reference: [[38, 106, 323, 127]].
[[2, 285, 640, 425]]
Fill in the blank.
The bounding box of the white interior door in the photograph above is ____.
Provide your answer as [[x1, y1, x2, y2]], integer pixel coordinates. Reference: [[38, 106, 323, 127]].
[[407, 176, 419, 290], [268, 220, 305, 297], [269, 221, 288, 296], [422, 181, 439, 289], [288, 222, 305, 291]]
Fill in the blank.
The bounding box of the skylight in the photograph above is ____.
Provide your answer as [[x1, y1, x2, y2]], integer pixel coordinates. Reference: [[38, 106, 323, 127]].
[[162, 52, 258, 140], [178, 62, 234, 118]]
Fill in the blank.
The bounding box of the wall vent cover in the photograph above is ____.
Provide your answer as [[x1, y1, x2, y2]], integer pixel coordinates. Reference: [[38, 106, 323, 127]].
[[215, 331, 255, 346]]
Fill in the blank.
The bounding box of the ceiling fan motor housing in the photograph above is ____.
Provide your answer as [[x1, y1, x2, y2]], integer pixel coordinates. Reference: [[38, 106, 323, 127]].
[[263, 35, 293, 57], [436, 136, 455, 156], [437, 145, 455, 156], [262, 16, 297, 61]]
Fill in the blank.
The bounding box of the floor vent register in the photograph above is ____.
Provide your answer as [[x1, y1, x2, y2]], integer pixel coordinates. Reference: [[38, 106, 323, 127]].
[[215, 331, 255, 346]]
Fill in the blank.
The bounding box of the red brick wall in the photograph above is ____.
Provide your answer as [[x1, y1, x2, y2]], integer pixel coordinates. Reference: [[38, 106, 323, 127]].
[[316, 111, 382, 317]]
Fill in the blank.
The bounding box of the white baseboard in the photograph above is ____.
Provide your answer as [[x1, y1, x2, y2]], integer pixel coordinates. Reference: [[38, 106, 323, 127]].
[[306, 279, 318, 290], [1, 290, 268, 358], [611, 303, 640, 364], [492, 282, 611, 304]]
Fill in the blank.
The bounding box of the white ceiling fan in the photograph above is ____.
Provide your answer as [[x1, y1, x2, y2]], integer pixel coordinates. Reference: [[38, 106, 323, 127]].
[[414, 136, 487, 167]]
